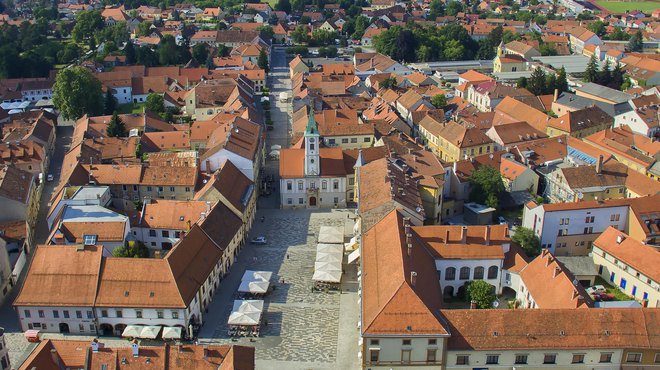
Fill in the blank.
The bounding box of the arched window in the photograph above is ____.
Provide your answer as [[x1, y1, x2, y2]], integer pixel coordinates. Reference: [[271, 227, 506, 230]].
[[445, 267, 456, 281], [459, 267, 471, 280], [488, 266, 499, 279], [473, 266, 484, 280]]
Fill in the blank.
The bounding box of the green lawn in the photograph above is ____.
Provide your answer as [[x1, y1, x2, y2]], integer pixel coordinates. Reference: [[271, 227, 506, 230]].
[[264, 0, 278, 7], [594, 276, 632, 301], [117, 103, 145, 114], [596, 0, 659, 13]]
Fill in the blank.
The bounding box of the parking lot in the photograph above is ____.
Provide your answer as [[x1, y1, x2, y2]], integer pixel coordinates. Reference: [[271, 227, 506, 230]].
[[198, 208, 360, 370]]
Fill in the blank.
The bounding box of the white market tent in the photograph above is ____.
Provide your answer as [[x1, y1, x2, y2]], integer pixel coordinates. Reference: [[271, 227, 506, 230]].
[[228, 300, 264, 326], [238, 280, 270, 294], [241, 270, 272, 283], [315, 261, 341, 272], [316, 243, 344, 254], [315, 252, 342, 263], [312, 269, 341, 283], [161, 326, 182, 339], [318, 226, 344, 244], [139, 326, 162, 339], [121, 325, 142, 338]]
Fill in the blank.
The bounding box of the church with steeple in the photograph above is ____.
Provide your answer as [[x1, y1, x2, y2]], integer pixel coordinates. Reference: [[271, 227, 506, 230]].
[[279, 107, 350, 208]]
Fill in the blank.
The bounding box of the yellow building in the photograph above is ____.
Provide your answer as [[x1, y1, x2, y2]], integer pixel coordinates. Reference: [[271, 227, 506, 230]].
[[493, 42, 527, 73], [546, 106, 613, 139], [418, 119, 493, 162]]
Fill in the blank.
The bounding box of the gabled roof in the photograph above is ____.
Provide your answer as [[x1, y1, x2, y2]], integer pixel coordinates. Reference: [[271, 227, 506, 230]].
[[361, 210, 448, 336], [547, 106, 612, 133], [594, 227, 660, 283]]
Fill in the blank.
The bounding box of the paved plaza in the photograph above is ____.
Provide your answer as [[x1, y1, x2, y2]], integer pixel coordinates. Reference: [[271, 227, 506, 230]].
[[198, 208, 360, 370]]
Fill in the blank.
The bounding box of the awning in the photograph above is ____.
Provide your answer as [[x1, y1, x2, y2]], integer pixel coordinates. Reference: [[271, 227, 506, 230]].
[[348, 248, 360, 264], [121, 325, 143, 338], [139, 326, 162, 339], [233, 299, 264, 313], [238, 280, 270, 294], [228, 300, 264, 326], [241, 270, 272, 282], [315, 261, 341, 272], [161, 326, 182, 339], [315, 252, 342, 263], [317, 243, 343, 254], [318, 226, 344, 244]]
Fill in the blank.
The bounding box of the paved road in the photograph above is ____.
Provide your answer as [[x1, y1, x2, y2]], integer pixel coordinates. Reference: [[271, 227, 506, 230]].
[[267, 47, 293, 150], [0, 124, 74, 367]]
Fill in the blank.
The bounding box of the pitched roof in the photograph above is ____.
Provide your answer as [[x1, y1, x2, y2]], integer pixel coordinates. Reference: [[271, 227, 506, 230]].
[[547, 106, 613, 133], [194, 159, 254, 213], [442, 308, 659, 350], [594, 227, 660, 283], [0, 164, 33, 204], [14, 245, 103, 307], [140, 200, 208, 229], [519, 250, 592, 309], [494, 96, 550, 132], [315, 108, 373, 136], [59, 221, 126, 243], [361, 210, 448, 336], [279, 147, 347, 178], [413, 224, 509, 260]]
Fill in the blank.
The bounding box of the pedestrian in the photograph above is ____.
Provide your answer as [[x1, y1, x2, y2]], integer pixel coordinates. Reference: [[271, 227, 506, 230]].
[[286, 253, 290, 260]]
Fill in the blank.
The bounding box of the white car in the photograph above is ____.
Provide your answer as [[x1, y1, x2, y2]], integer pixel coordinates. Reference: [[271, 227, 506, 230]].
[[46, 174, 54, 182], [586, 285, 606, 296], [251, 236, 267, 245]]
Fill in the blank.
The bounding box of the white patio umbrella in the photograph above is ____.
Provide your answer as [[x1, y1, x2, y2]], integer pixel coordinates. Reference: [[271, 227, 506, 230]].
[[238, 280, 270, 294], [228, 311, 261, 326], [315, 252, 342, 263], [241, 270, 273, 282], [316, 243, 343, 254], [161, 326, 182, 339], [269, 150, 280, 157], [270, 144, 282, 151], [139, 326, 162, 339], [315, 261, 342, 272], [233, 299, 264, 313], [121, 325, 143, 338], [312, 269, 341, 283]]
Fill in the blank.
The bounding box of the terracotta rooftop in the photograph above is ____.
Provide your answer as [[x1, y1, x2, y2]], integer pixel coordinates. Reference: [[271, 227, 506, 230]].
[[0, 164, 33, 204], [547, 106, 613, 133], [140, 200, 208, 230], [279, 148, 347, 179], [413, 224, 509, 260], [595, 227, 660, 283]]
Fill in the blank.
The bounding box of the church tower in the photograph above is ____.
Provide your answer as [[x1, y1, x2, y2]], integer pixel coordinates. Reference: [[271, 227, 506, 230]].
[[304, 106, 320, 176]]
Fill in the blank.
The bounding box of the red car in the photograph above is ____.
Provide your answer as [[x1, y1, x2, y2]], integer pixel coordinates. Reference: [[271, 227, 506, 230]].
[[593, 293, 615, 301]]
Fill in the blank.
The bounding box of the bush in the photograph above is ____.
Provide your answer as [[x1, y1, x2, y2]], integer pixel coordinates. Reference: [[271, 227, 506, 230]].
[[286, 46, 309, 57], [466, 280, 496, 309], [112, 241, 149, 258]]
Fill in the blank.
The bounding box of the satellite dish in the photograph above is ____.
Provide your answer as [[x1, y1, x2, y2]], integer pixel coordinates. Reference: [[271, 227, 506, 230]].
[[416, 206, 423, 213], [577, 192, 584, 200], [492, 300, 500, 308]]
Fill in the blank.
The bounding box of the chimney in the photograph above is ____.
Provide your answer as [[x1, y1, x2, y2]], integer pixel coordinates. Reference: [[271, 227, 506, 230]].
[[470, 300, 477, 309], [50, 349, 62, 370], [410, 271, 417, 287], [553, 88, 559, 102], [445, 229, 450, 244], [205, 159, 212, 174], [596, 155, 603, 174], [132, 340, 139, 358], [407, 242, 413, 257], [461, 226, 467, 244], [484, 226, 490, 246]]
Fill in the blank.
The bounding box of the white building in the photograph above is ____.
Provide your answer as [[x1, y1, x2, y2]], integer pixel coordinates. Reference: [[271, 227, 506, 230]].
[[280, 109, 349, 208], [522, 198, 630, 256]]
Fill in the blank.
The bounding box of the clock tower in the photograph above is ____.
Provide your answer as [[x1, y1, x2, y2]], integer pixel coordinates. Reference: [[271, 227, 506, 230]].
[[304, 106, 320, 176]]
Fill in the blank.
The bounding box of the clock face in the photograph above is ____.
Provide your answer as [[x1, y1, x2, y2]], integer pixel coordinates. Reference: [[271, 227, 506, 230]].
[[309, 138, 315, 143]]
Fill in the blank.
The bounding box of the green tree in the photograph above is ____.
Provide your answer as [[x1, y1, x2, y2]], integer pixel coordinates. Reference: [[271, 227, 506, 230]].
[[53, 66, 103, 120], [516, 76, 528, 89], [72, 10, 103, 43], [124, 41, 136, 64], [104, 89, 117, 115], [57, 43, 81, 64], [136, 21, 153, 37], [539, 43, 557, 56], [556, 67, 568, 92], [628, 30, 643, 52], [468, 165, 505, 208], [587, 20, 606, 37], [299, 15, 311, 24], [257, 49, 269, 73], [291, 25, 309, 44], [606, 27, 630, 41], [256, 25, 274, 40], [527, 67, 547, 95], [511, 227, 541, 257], [275, 0, 291, 13], [610, 62, 624, 90], [112, 241, 149, 258], [466, 280, 496, 309], [192, 43, 208, 62], [583, 54, 599, 83], [428, 0, 445, 19], [106, 111, 127, 137], [393, 29, 416, 63], [598, 59, 611, 85], [445, 1, 464, 16], [431, 94, 447, 109], [145, 93, 165, 114], [380, 76, 398, 89]]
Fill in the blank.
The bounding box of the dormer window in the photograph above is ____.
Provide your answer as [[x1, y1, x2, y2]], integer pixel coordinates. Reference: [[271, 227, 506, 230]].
[[83, 235, 97, 246]]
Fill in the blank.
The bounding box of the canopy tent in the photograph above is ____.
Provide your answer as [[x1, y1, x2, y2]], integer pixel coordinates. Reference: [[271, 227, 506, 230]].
[[312, 269, 341, 283], [161, 326, 182, 340], [270, 144, 282, 151], [348, 248, 360, 264], [316, 243, 344, 254], [269, 150, 280, 158], [228, 300, 264, 326], [315, 252, 342, 263], [139, 326, 162, 339], [121, 325, 143, 338], [318, 226, 344, 244], [315, 261, 341, 272], [238, 280, 270, 294], [241, 270, 272, 283]]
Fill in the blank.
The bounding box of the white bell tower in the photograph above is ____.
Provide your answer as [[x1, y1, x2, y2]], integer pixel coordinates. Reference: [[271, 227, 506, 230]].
[[304, 106, 320, 176]]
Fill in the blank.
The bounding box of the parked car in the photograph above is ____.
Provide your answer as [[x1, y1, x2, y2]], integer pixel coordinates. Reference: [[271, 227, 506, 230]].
[[593, 293, 615, 302], [586, 285, 606, 296], [46, 174, 54, 182], [251, 236, 267, 244], [497, 216, 507, 225]]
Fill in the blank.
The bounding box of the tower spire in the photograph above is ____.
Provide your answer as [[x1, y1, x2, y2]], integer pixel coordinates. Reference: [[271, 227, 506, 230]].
[[305, 105, 318, 136]]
